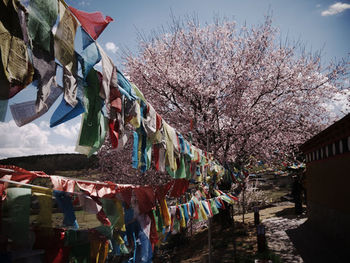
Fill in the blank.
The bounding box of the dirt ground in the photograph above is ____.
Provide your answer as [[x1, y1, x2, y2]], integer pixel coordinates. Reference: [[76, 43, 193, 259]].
[[154, 202, 308, 263]]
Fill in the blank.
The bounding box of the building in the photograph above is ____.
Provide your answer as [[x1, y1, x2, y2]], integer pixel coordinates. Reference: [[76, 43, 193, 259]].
[[300, 114, 350, 244]]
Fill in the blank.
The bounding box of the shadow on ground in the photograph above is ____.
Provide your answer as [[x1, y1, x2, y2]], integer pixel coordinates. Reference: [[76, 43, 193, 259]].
[[274, 207, 307, 219], [286, 220, 348, 263], [154, 219, 282, 263]]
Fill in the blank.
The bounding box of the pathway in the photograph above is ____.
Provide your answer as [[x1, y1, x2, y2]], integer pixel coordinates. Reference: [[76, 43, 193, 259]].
[[263, 215, 306, 263]]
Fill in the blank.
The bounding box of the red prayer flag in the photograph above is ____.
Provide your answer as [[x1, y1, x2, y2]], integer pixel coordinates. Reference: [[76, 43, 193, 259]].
[[68, 6, 113, 40], [109, 119, 119, 148], [169, 179, 189, 198]]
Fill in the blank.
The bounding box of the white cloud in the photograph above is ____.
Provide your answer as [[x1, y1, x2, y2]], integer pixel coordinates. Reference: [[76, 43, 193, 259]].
[[53, 122, 80, 140], [321, 2, 350, 16], [39, 121, 49, 129], [79, 0, 91, 7], [0, 120, 77, 159], [322, 89, 350, 120], [332, 89, 350, 112], [52, 25, 57, 34], [105, 42, 119, 54], [95, 60, 102, 68]]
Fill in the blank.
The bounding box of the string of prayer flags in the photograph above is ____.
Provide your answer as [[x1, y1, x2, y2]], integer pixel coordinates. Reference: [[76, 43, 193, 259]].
[[68, 6, 113, 40], [0, 0, 231, 188], [1, 165, 239, 262]]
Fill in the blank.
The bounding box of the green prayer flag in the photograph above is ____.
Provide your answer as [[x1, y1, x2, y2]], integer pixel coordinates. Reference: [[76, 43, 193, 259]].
[[173, 219, 180, 233], [28, 0, 58, 52], [210, 199, 219, 215], [154, 206, 163, 232], [75, 114, 107, 157], [101, 198, 120, 227], [78, 69, 105, 149], [2, 188, 31, 246], [95, 225, 113, 240], [166, 155, 187, 179]]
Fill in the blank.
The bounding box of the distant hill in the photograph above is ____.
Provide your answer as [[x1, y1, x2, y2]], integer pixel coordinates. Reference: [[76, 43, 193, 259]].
[[0, 154, 99, 174]]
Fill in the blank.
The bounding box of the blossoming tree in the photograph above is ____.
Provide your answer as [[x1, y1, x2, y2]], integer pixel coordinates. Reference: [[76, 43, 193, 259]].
[[99, 16, 349, 183]]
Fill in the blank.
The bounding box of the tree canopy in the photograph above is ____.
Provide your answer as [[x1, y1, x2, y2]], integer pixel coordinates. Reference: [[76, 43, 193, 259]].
[[99, 16, 349, 183]]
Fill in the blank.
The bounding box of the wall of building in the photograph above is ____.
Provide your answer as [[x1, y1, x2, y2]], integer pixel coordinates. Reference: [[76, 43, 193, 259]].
[[306, 153, 350, 242]]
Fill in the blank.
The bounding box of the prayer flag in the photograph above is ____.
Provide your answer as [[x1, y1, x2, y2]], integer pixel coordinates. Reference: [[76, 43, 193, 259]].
[[54, 1, 78, 72], [0, 1, 34, 98], [76, 69, 107, 155], [78, 28, 101, 78], [10, 85, 63, 126], [32, 41, 57, 112], [97, 43, 114, 118], [50, 97, 84, 128], [68, 6, 113, 40], [32, 187, 53, 227], [3, 188, 31, 246], [27, 0, 58, 52]]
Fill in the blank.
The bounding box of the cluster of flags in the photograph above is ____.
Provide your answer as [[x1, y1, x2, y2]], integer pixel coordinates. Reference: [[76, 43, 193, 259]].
[[0, 165, 239, 262]]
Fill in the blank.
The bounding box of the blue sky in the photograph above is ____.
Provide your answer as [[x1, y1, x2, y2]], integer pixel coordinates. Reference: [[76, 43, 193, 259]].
[[0, 0, 349, 159]]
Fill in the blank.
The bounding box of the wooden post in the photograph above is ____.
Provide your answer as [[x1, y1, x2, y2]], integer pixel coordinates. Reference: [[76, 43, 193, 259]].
[[208, 217, 212, 262], [257, 224, 267, 252], [231, 204, 235, 228], [254, 207, 260, 226], [190, 218, 193, 236], [242, 185, 245, 224], [207, 136, 212, 263]]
